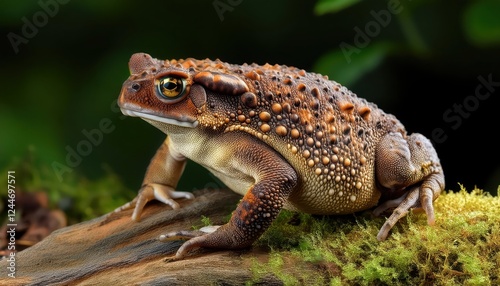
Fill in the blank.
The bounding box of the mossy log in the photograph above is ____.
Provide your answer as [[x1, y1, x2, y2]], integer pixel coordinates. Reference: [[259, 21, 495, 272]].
[[1, 187, 499, 285]]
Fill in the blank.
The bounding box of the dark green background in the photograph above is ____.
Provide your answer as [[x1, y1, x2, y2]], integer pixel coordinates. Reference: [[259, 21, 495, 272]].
[[2, 0, 499, 205]]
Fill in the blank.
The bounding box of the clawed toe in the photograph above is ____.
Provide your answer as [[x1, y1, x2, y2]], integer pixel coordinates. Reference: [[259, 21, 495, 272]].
[[108, 183, 194, 221], [159, 225, 220, 241], [373, 193, 408, 217], [375, 183, 440, 241], [159, 230, 208, 241], [376, 185, 425, 241]]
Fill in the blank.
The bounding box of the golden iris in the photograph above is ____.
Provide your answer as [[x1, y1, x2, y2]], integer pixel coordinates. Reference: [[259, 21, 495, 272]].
[[157, 76, 186, 99]]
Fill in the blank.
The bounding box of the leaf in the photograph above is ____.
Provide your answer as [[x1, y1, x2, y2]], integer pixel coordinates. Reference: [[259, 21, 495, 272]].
[[313, 42, 391, 87], [314, 0, 362, 15], [463, 0, 500, 46]]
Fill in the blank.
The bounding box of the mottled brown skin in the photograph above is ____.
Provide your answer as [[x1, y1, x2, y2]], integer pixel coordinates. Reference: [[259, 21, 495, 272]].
[[115, 53, 445, 259]]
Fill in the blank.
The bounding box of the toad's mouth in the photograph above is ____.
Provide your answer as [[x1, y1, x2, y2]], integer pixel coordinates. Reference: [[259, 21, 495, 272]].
[[121, 108, 199, 128]]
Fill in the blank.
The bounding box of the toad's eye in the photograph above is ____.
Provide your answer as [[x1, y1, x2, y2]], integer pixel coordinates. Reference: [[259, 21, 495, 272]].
[[156, 76, 187, 99]]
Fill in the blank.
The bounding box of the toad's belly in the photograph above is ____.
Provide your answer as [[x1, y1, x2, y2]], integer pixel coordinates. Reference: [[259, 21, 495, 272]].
[[283, 177, 382, 215]]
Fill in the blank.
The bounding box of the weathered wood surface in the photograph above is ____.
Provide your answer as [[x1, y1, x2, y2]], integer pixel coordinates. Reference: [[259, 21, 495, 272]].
[[0, 189, 282, 286]]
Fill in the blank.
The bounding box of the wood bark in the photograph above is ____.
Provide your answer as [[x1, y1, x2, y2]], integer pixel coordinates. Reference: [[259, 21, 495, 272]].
[[0, 189, 282, 286]]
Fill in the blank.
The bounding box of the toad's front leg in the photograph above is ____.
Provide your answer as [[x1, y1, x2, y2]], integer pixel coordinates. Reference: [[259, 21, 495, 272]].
[[161, 143, 298, 260], [112, 137, 194, 221]]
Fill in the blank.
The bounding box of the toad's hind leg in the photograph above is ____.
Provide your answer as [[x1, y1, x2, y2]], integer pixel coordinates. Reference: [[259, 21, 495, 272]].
[[375, 132, 445, 241], [160, 140, 298, 260]]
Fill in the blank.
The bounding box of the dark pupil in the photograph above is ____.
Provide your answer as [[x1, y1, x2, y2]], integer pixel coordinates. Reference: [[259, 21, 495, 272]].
[[163, 80, 178, 91]]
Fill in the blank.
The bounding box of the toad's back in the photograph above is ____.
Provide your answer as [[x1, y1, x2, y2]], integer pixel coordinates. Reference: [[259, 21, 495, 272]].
[[172, 58, 406, 214]]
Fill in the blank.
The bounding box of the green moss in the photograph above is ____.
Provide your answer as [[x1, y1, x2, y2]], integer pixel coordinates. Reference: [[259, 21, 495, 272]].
[[191, 215, 213, 230], [250, 185, 500, 285]]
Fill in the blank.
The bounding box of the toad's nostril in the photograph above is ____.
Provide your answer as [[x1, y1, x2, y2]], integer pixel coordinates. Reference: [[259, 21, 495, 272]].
[[131, 83, 140, 91]]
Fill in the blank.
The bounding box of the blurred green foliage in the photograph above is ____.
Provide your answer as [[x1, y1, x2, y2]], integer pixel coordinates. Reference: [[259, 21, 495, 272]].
[[1, 0, 499, 222], [314, 0, 500, 86], [315, 0, 363, 15], [0, 150, 135, 224], [463, 0, 500, 46]]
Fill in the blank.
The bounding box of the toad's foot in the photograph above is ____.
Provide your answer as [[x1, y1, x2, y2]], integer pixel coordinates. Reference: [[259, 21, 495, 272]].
[[374, 133, 444, 241], [374, 173, 443, 241], [111, 183, 194, 221], [159, 226, 222, 261]]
